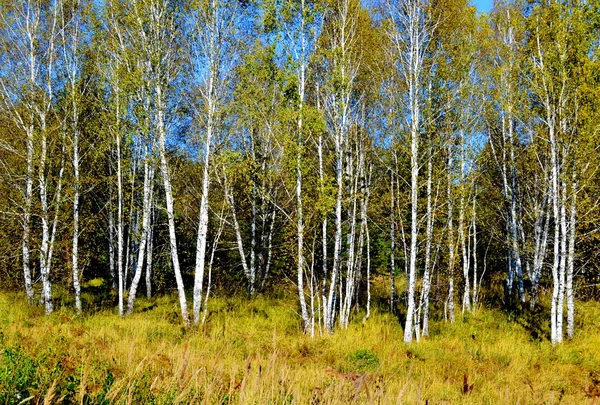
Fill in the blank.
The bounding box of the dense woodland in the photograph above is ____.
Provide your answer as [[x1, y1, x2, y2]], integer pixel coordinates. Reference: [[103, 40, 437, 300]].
[[0, 0, 599, 346]]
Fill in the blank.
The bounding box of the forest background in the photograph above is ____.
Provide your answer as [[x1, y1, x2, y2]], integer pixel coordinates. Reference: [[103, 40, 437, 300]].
[[1, 0, 600, 402]]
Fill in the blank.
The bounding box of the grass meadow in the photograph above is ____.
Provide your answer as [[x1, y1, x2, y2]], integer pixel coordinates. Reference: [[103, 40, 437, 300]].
[[1, 278, 600, 404]]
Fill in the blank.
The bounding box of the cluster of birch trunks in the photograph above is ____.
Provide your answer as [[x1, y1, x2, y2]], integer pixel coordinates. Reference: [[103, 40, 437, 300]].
[[0, 0, 596, 345]]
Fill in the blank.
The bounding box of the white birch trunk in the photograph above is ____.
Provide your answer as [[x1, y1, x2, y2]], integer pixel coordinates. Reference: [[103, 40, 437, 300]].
[[530, 191, 550, 308], [108, 181, 116, 290], [224, 178, 251, 285], [202, 206, 226, 324], [566, 177, 576, 338], [447, 149, 455, 324], [318, 134, 329, 327], [193, 103, 213, 324], [156, 85, 190, 326], [550, 124, 560, 345], [557, 179, 568, 343], [145, 200, 154, 298], [126, 161, 153, 314], [327, 129, 343, 332], [471, 197, 478, 311], [72, 116, 81, 312], [61, 0, 83, 313], [22, 124, 35, 304], [421, 146, 434, 336], [116, 93, 125, 316], [296, 2, 311, 329], [390, 168, 396, 314], [38, 118, 52, 314], [459, 137, 470, 313]]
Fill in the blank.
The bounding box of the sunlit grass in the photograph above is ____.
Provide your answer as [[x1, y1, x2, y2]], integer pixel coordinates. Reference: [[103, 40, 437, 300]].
[[1, 283, 599, 404]]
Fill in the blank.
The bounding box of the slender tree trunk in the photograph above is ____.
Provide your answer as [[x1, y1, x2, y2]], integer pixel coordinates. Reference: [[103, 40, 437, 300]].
[[22, 123, 34, 304], [327, 128, 343, 332], [364, 218, 371, 322], [250, 171, 257, 295], [557, 178, 568, 343], [341, 147, 358, 329], [202, 207, 226, 324], [566, 177, 576, 338], [260, 208, 276, 291], [471, 197, 478, 311], [72, 107, 81, 313], [459, 152, 470, 313], [145, 203, 154, 298], [193, 104, 213, 324], [38, 116, 53, 314], [390, 168, 396, 315], [318, 134, 329, 327], [550, 121, 560, 344], [508, 119, 525, 304], [109, 178, 116, 290], [224, 178, 251, 285], [116, 94, 125, 316], [126, 161, 153, 314], [446, 148, 455, 324], [296, 10, 311, 330], [156, 85, 189, 326], [531, 192, 550, 309], [421, 147, 434, 336], [297, 139, 311, 332]]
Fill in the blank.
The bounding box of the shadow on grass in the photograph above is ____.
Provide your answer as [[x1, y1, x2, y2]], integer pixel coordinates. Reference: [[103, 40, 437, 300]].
[[506, 303, 549, 342]]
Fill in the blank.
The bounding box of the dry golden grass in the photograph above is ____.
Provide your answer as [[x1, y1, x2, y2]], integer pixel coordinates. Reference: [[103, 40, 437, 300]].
[[1, 284, 600, 404]]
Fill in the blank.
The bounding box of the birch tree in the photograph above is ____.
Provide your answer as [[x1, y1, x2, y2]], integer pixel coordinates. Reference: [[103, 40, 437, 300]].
[[189, 0, 240, 324], [60, 0, 87, 313], [320, 0, 361, 332], [386, 0, 434, 343]]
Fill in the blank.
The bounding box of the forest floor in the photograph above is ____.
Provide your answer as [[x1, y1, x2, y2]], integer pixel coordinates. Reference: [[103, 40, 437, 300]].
[[1, 280, 600, 404]]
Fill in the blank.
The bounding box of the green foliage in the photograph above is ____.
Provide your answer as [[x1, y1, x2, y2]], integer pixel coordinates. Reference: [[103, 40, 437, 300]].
[[346, 348, 380, 372], [0, 345, 37, 403]]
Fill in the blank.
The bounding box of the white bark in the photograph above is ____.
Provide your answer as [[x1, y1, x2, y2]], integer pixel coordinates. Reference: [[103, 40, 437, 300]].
[[37, 4, 59, 314], [530, 191, 550, 309], [126, 161, 153, 315], [471, 197, 478, 311], [322, 0, 358, 332], [386, 0, 432, 342], [566, 177, 576, 338], [318, 133, 329, 327], [223, 177, 251, 285], [0, 0, 57, 306], [459, 135, 470, 313], [296, 0, 311, 332], [156, 84, 190, 326], [202, 206, 227, 324], [390, 168, 396, 315], [190, 0, 241, 320], [550, 117, 560, 345], [145, 198, 154, 298], [61, 0, 83, 313], [421, 146, 434, 336], [108, 180, 116, 290], [557, 179, 568, 343], [193, 96, 213, 325], [22, 124, 35, 304], [116, 93, 125, 316], [446, 148, 455, 324], [341, 142, 359, 329], [72, 120, 81, 313]]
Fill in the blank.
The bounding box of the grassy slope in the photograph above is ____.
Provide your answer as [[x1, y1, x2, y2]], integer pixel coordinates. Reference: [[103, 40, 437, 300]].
[[1, 286, 600, 404]]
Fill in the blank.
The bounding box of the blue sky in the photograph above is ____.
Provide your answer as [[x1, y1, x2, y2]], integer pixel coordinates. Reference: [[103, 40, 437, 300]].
[[472, 0, 493, 13]]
